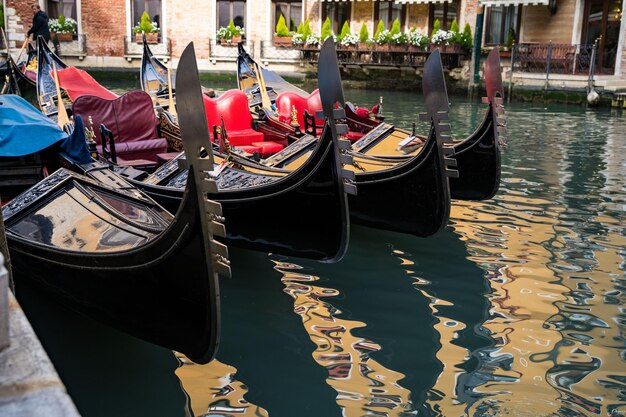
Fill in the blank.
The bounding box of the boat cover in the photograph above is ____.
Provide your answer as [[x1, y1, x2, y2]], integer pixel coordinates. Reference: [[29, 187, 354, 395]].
[[55, 67, 118, 101], [0, 95, 91, 162], [0, 94, 67, 156]]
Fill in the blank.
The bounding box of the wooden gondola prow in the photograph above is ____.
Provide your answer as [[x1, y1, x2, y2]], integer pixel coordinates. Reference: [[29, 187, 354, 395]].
[[175, 42, 231, 280], [51, 61, 71, 129], [419, 49, 458, 181], [483, 48, 507, 150], [317, 38, 357, 197]]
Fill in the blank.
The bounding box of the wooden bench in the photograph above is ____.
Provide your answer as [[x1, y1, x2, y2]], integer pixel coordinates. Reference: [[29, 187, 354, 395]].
[[517, 43, 577, 74]]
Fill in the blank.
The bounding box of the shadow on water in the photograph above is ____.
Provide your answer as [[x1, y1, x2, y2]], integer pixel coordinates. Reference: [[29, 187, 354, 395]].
[[14, 279, 189, 417]]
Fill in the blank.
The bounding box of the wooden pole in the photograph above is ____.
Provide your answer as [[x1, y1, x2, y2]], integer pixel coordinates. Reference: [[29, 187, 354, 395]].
[[51, 61, 70, 128], [254, 62, 273, 111], [167, 66, 177, 118]]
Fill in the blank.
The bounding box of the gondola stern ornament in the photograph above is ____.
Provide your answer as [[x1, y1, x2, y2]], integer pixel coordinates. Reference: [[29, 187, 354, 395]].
[[175, 42, 231, 279], [318, 37, 358, 197], [420, 49, 457, 180], [483, 48, 507, 150]]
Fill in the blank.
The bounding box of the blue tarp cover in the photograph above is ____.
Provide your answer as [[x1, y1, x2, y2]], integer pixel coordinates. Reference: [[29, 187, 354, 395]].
[[0, 95, 67, 157]]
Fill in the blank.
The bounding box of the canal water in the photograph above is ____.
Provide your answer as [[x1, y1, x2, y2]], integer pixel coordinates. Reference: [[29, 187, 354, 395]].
[[14, 81, 626, 417]]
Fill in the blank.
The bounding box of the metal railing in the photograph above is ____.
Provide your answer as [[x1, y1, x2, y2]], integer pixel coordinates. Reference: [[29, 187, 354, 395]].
[[512, 42, 595, 75], [209, 39, 254, 61], [259, 41, 467, 68], [260, 40, 302, 61], [54, 34, 87, 57], [124, 36, 171, 57]]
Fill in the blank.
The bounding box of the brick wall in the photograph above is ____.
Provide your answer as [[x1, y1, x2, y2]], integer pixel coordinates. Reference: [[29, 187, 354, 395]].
[[521, 0, 575, 44], [82, 0, 126, 56]]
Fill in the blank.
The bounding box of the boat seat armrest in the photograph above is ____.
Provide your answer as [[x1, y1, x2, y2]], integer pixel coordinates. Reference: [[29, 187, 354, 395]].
[[99, 123, 118, 164]]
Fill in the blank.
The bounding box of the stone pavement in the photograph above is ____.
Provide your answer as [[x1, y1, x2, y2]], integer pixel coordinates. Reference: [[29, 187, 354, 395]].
[[0, 290, 80, 417]]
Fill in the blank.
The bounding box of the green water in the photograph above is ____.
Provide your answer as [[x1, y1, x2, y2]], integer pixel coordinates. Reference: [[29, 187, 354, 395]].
[[16, 85, 626, 417]]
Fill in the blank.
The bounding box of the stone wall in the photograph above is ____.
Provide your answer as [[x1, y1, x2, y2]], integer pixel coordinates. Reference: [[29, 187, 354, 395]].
[[521, 0, 575, 44], [407, 4, 429, 34], [350, 1, 373, 35], [169, 0, 212, 58], [5, 0, 30, 48]]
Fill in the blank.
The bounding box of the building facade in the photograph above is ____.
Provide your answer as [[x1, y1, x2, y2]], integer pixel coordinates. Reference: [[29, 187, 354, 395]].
[[4, 0, 625, 78]]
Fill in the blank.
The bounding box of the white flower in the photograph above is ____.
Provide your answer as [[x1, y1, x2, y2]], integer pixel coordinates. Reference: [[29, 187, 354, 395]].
[[431, 30, 453, 45], [292, 33, 304, 46], [305, 35, 320, 46], [406, 29, 428, 47], [340, 33, 359, 46]]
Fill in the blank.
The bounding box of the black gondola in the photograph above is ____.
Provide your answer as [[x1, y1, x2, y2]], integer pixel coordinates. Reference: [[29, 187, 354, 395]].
[[140, 34, 174, 103], [3, 44, 37, 99], [150, 40, 454, 238], [3, 42, 228, 364], [234, 44, 506, 201], [35, 36, 71, 118]]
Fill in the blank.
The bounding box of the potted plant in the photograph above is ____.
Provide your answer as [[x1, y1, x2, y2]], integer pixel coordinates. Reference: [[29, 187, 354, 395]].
[[133, 11, 159, 43], [358, 23, 370, 50], [274, 14, 293, 47], [320, 17, 333, 41], [406, 28, 428, 52], [373, 20, 390, 51], [461, 23, 473, 53], [389, 19, 405, 52], [430, 20, 453, 51], [217, 19, 245, 46], [340, 33, 358, 50], [49, 15, 77, 42], [446, 19, 463, 53]]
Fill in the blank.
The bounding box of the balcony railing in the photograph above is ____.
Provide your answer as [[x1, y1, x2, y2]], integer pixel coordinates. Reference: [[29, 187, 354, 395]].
[[512, 43, 594, 75], [209, 39, 254, 61], [54, 34, 87, 59], [124, 36, 171, 60], [258, 42, 468, 68]]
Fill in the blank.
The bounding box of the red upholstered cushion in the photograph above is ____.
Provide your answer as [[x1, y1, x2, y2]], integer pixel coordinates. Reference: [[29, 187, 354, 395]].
[[226, 129, 265, 147], [234, 145, 262, 154], [203, 90, 255, 134], [73, 90, 166, 163], [275, 89, 324, 129], [73, 90, 160, 145], [344, 131, 364, 142], [251, 141, 284, 157], [55, 67, 118, 101], [355, 108, 370, 118]]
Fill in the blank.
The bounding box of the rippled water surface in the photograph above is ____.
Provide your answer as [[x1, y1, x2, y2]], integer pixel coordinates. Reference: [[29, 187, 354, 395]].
[[17, 83, 626, 417]]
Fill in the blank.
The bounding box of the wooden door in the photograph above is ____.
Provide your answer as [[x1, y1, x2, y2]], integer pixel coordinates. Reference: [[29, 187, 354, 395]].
[[582, 0, 622, 73]]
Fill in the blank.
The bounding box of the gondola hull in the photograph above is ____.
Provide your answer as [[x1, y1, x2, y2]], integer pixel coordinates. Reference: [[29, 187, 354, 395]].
[[235, 45, 504, 202], [348, 134, 450, 237], [4, 169, 220, 364], [117, 121, 349, 262]]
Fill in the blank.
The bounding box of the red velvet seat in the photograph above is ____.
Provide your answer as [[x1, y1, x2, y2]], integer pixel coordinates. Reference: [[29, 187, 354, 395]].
[[203, 90, 264, 146], [251, 141, 284, 158], [275, 89, 324, 130], [72, 90, 167, 164], [235, 145, 262, 154], [344, 131, 364, 142]]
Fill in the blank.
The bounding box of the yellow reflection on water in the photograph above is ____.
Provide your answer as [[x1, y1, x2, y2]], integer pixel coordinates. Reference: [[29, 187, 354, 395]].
[[175, 354, 269, 417], [276, 263, 416, 416], [447, 187, 625, 416]]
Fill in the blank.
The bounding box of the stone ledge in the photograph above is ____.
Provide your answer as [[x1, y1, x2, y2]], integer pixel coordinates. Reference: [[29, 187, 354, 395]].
[[0, 292, 80, 417]]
